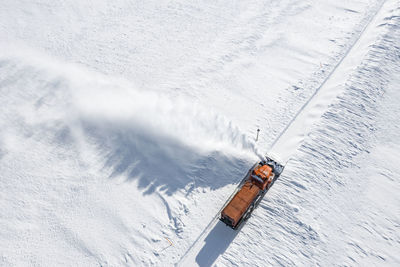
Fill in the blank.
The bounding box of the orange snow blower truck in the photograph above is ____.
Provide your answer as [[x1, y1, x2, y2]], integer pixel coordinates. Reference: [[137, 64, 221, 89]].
[[220, 157, 284, 229]]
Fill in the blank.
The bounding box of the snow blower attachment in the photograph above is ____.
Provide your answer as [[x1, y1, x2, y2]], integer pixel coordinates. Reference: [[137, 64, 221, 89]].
[[220, 156, 284, 229]]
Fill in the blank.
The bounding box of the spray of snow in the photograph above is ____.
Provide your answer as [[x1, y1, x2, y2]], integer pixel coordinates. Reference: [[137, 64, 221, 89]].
[[72, 77, 260, 158], [0, 45, 261, 161]]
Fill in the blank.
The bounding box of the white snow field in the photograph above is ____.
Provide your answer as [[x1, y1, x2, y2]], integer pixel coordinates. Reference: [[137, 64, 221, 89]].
[[1, 0, 399, 266]]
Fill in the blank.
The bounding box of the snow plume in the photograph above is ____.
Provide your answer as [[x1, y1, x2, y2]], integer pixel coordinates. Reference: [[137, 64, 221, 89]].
[[73, 81, 259, 158], [0, 47, 259, 193], [1, 46, 258, 157]]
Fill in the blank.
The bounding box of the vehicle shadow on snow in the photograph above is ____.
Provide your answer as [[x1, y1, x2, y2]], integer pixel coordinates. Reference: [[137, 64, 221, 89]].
[[195, 221, 239, 266], [80, 119, 252, 195]]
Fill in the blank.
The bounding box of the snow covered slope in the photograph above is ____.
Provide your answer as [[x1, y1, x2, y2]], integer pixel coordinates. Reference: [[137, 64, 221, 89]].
[[1, 0, 399, 266]]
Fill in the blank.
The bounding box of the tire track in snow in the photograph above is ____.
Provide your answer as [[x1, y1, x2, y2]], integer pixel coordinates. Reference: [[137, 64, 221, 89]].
[[176, 1, 387, 265]]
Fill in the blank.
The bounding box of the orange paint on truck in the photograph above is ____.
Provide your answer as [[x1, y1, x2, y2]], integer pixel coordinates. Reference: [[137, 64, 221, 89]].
[[221, 181, 260, 228], [220, 163, 275, 228], [252, 164, 274, 190]]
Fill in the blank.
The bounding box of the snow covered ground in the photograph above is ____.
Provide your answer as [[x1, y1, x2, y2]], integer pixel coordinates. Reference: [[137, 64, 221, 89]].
[[1, 0, 399, 266]]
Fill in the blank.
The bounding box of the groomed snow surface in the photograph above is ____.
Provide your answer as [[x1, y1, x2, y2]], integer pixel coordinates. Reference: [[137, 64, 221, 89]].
[[1, 0, 399, 266]]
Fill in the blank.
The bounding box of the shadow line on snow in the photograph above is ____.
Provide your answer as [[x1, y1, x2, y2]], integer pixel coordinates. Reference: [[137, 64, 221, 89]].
[[195, 221, 239, 267], [80, 118, 251, 195]]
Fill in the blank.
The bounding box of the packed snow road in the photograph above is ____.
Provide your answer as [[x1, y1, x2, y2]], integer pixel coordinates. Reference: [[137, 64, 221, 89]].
[[1, 0, 399, 266]]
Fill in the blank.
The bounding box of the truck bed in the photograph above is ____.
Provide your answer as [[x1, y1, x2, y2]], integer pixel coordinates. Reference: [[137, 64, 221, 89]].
[[221, 181, 260, 227]]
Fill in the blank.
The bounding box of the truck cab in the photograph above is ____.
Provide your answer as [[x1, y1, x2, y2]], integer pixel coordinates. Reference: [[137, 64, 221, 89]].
[[251, 164, 274, 190]]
